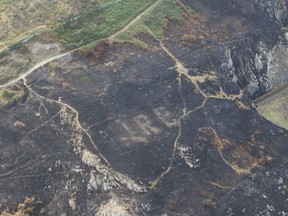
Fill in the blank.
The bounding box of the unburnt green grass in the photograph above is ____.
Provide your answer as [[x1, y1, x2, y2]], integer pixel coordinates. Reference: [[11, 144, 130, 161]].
[[115, 0, 195, 47], [0, 89, 24, 106], [54, 0, 154, 47], [0, 0, 195, 84], [0, 0, 155, 84], [257, 92, 288, 130]]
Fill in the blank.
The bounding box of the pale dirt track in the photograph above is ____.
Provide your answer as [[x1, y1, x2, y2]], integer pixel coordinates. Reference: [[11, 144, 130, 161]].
[[0, 52, 72, 89], [0, 0, 161, 90]]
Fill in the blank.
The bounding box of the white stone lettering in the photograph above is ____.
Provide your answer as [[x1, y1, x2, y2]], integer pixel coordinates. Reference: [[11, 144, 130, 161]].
[[116, 120, 138, 138], [115, 107, 177, 142], [153, 106, 178, 128], [133, 114, 161, 136]]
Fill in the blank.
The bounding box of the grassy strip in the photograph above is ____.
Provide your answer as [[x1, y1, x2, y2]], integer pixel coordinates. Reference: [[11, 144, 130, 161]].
[[54, 0, 154, 47], [115, 0, 195, 47], [1, 0, 156, 48], [0, 0, 195, 84], [142, 0, 184, 39], [0, 89, 24, 106], [257, 92, 288, 130], [0, 0, 12, 6], [0, 0, 156, 84]]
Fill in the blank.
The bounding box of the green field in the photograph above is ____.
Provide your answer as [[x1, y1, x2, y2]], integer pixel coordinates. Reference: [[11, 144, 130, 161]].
[[257, 92, 288, 130], [54, 0, 155, 47], [0, 89, 24, 106], [115, 0, 194, 47]]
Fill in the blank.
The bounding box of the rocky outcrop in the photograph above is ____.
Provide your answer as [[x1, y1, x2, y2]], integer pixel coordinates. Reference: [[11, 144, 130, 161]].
[[255, 0, 288, 26], [223, 36, 288, 99], [199, 0, 288, 99], [221, 0, 288, 99]]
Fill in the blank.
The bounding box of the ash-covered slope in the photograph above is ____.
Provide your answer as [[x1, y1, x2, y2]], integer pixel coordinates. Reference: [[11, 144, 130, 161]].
[[219, 0, 288, 98], [0, 0, 288, 215]]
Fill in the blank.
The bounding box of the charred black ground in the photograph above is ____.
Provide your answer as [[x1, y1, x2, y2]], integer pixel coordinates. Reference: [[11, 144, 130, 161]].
[[0, 0, 288, 215]]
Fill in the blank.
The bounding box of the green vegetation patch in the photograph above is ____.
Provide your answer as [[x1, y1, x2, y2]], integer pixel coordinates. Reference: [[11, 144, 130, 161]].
[[115, 0, 195, 46], [1, 89, 16, 100], [54, 0, 154, 46], [0, 0, 156, 84], [0, 50, 9, 58], [0, 0, 194, 85], [0, 51, 31, 84], [142, 0, 184, 39], [0, 0, 13, 8], [0, 89, 24, 106], [257, 92, 288, 130]]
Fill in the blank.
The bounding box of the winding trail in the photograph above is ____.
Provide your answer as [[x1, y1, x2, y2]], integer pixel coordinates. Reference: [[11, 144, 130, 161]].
[[109, 0, 161, 40], [1, 0, 251, 190], [0, 52, 73, 89], [0, 0, 166, 179], [22, 77, 111, 166], [146, 26, 246, 188], [0, 0, 161, 90]]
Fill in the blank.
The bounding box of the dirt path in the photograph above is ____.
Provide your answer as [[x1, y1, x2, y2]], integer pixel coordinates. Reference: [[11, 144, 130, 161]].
[[109, 0, 161, 39], [22, 76, 111, 166], [0, 0, 160, 90], [147, 27, 245, 188], [0, 51, 73, 89]]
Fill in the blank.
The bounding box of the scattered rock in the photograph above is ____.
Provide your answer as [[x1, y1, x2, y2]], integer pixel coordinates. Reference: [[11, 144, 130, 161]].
[[13, 120, 26, 128]]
